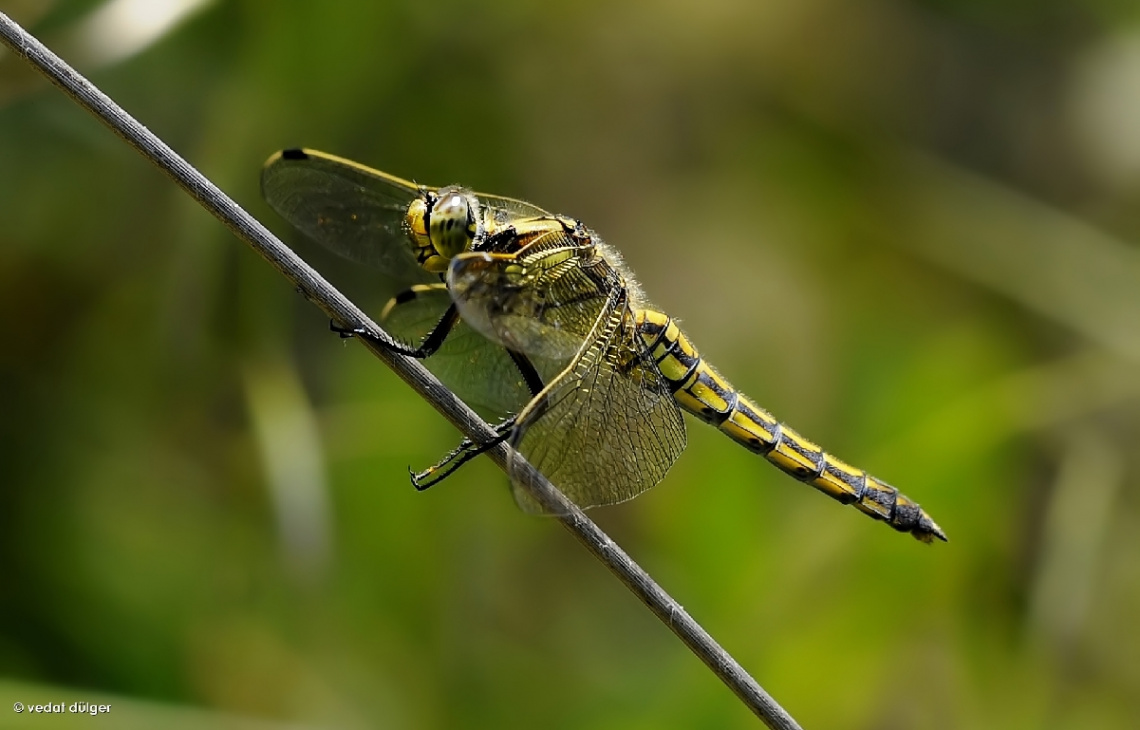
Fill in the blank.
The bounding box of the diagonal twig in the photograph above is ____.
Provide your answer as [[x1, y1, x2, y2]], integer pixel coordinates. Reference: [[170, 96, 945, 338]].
[[0, 12, 801, 730]]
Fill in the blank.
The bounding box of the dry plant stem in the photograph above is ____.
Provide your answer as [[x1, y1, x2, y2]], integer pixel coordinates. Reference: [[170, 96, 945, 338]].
[[0, 13, 801, 730]]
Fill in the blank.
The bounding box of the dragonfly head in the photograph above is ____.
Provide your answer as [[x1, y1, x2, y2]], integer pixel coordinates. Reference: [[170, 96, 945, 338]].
[[406, 186, 481, 273]]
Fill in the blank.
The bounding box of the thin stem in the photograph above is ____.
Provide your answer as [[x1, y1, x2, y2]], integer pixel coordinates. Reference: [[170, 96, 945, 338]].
[[0, 12, 801, 730]]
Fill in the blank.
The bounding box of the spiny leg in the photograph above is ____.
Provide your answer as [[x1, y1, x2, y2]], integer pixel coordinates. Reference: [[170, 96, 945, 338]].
[[332, 284, 461, 359], [333, 284, 551, 489], [506, 348, 545, 399], [411, 349, 547, 488], [411, 416, 517, 490]]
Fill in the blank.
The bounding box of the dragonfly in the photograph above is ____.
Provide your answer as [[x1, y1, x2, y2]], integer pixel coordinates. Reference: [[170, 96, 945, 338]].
[[261, 148, 947, 543]]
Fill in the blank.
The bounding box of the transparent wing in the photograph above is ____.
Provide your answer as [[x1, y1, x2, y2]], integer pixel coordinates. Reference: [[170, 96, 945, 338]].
[[448, 231, 612, 361], [447, 237, 686, 511], [261, 148, 554, 282], [473, 193, 557, 228], [261, 148, 435, 282], [509, 291, 687, 513], [381, 284, 539, 420]]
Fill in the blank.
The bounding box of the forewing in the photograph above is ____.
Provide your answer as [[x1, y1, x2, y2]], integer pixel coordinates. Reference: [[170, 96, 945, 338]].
[[474, 193, 554, 226], [262, 148, 555, 284], [448, 233, 609, 361], [508, 295, 687, 514], [261, 149, 435, 283], [381, 285, 537, 420]]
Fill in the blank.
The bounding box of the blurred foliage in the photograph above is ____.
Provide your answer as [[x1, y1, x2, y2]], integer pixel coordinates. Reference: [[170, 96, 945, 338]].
[[2, 0, 1140, 728]]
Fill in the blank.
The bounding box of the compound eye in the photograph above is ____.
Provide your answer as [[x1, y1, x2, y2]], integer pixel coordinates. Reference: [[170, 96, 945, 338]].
[[406, 198, 429, 238], [430, 191, 475, 260]]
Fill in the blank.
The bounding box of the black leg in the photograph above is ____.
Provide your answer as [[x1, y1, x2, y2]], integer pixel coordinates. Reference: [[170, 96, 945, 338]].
[[411, 416, 518, 490], [507, 349, 545, 398], [333, 302, 461, 359]]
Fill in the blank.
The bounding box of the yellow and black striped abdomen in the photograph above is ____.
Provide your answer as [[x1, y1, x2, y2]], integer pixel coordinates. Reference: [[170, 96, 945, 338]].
[[634, 309, 946, 543]]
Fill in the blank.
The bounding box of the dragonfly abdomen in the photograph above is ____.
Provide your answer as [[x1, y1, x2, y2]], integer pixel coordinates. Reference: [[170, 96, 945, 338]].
[[634, 309, 946, 543]]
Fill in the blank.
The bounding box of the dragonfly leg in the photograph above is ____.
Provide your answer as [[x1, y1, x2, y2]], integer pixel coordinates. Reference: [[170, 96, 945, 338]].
[[411, 416, 517, 490], [330, 319, 366, 339], [506, 349, 545, 398], [332, 300, 462, 358]]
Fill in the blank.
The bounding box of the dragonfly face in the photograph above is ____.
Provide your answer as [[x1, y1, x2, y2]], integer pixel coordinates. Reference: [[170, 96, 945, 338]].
[[262, 148, 947, 543]]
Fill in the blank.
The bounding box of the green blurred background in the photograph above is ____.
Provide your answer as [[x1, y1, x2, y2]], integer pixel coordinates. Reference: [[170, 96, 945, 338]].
[[2, 0, 1139, 728]]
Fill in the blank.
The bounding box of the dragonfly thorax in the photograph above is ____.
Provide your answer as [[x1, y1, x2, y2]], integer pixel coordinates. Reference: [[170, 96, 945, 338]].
[[406, 187, 481, 273]]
